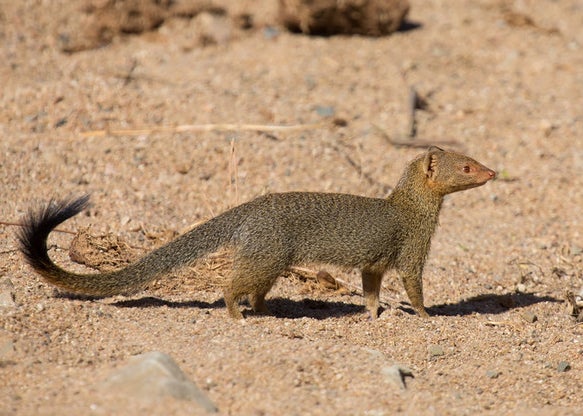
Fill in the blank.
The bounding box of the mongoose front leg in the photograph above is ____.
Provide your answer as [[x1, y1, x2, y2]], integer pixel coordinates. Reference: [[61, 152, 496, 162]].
[[249, 292, 270, 314], [362, 268, 383, 319], [400, 271, 430, 318]]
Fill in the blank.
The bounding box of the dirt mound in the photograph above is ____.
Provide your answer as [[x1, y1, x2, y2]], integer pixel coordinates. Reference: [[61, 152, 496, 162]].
[[278, 0, 409, 36], [56, 0, 252, 52], [69, 227, 138, 271], [56, 0, 410, 53]]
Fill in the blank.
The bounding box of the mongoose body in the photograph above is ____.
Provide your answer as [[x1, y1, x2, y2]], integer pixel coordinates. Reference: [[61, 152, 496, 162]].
[[19, 146, 495, 319]]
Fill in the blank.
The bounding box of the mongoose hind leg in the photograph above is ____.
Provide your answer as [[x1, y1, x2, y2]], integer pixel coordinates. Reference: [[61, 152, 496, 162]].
[[249, 291, 270, 314], [362, 268, 384, 319], [400, 270, 430, 318], [248, 274, 279, 314], [224, 257, 282, 319]]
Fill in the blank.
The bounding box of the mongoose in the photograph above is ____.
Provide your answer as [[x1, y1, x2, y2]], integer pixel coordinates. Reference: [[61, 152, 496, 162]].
[[18, 146, 495, 319]]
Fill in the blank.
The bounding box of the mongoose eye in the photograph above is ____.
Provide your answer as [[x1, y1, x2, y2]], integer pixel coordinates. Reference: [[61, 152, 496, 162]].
[[463, 165, 471, 173]]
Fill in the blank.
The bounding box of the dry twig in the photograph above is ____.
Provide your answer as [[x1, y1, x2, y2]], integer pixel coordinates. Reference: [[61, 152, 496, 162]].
[[372, 123, 460, 149], [82, 122, 328, 138], [0, 220, 76, 235]]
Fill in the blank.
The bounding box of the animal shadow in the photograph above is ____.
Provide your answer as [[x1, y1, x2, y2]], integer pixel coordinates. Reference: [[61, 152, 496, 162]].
[[67, 291, 559, 319], [266, 297, 364, 320], [110, 295, 365, 320], [425, 292, 561, 317], [111, 296, 225, 310]]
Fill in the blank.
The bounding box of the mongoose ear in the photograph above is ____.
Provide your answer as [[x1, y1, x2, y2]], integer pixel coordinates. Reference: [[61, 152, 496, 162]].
[[427, 145, 444, 153], [424, 147, 442, 178]]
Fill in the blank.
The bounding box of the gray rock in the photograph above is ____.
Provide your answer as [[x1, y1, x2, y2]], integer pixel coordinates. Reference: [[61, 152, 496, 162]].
[[486, 370, 500, 379], [0, 331, 15, 363], [103, 351, 218, 413], [0, 278, 16, 308], [382, 364, 414, 390], [557, 361, 571, 373], [428, 344, 445, 358], [314, 105, 336, 118], [521, 311, 538, 323]]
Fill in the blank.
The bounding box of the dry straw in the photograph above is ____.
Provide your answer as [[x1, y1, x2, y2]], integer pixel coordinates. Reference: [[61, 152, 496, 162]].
[[81, 122, 328, 137]]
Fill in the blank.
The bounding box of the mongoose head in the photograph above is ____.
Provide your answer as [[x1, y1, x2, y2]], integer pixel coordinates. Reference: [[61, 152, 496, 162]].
[[423, 146, 496, 195]]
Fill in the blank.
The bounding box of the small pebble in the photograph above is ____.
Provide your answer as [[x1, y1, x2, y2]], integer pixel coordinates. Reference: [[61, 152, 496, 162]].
[[54, 117, 68, 128], [263, 26, 279, 39], [486, 370, 500, 379], [557, 361, 571, 373], [539, 119, 554, 136], [521, 311, 538, 323], [314, 105, 335, 118], [381, 364, 414, 390], [428, 345, 445, 357], [0, 291, 15, 308], [0, 332, 15, 360], [0, 278, 16, 308]]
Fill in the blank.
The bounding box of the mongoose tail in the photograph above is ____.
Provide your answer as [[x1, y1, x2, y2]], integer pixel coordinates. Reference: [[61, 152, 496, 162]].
[[18, 195, 238, 297]]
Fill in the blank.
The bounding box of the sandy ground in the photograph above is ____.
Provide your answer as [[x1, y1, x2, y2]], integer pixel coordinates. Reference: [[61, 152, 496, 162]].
[[1, 0, 583, 415]]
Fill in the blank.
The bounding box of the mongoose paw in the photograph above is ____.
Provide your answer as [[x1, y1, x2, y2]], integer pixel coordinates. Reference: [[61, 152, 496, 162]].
[[227, 308, 245, 320], [416, 308, 430, 318], [367, 309, 380, 321]]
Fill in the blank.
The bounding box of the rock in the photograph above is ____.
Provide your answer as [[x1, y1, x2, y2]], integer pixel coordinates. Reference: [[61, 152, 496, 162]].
[[0, 291, 15, 308], [557, 361, 571, 373], [314, 105, 336, 118], [381, 364, 414, 390], [0, 278, 16, 308], [428, 345, 445, 358], [521, 311, 538, 323], [279, 0, 410, 36], [0, 331, 15, 363], [486, 370, 500, 379], [263, 26, 280, 40], [192, 11, 233, 46], [103, 351, 218, 412]]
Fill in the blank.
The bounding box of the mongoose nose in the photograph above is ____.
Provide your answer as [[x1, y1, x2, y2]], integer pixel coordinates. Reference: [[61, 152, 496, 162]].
[[487, 169, 496, 179]]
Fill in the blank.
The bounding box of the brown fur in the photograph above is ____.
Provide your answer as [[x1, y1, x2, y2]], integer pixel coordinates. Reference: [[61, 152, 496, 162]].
[[18, 146, 495, 319]]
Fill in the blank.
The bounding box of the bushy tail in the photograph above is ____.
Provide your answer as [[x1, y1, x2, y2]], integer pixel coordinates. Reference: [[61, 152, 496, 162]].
[[18, 196, 235, 297]]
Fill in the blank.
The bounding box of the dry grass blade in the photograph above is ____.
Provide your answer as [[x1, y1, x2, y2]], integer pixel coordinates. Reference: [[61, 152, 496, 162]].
[[0, 220, 76, 235], [371, 123, 461, 149], [81, 122, 329, 137]]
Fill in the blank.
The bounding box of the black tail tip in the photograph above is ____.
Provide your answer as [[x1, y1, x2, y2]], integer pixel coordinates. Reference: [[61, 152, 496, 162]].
[[18, 195, 91, 262]]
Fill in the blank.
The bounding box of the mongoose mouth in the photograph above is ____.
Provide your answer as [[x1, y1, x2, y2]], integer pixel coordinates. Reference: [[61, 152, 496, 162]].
[[481, 168, 496, 183], [487, 168, 497, 181]]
